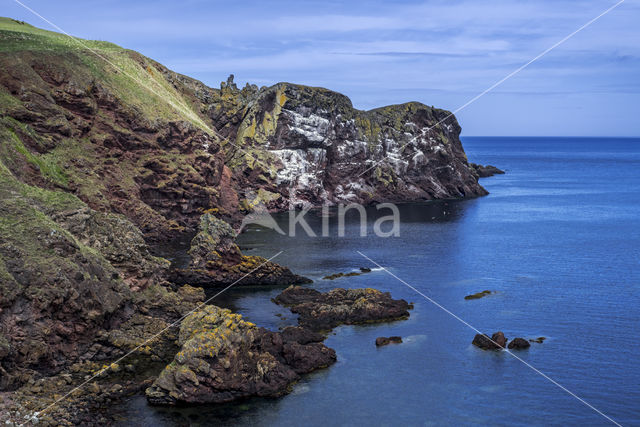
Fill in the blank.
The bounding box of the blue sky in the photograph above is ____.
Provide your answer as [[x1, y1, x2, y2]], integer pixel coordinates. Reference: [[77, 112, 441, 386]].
[[5, 0, 639, 136]]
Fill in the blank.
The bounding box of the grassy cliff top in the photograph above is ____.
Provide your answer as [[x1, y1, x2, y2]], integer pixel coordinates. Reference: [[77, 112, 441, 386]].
[[0, 17, 213, 132]]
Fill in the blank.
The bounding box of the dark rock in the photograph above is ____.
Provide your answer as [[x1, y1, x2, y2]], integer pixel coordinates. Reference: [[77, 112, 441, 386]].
[[145, 306, 336, 405], [529, 337, 546, 344], [469, 163, 505, 178], [322, 269, 367, 280], [492, 332, 507, 348], [472, 332, 507, 350], [507, 337, 531, 350], [274, 286, 411, 331], [375, 336, 403, 347], [170, 214, 311, 287], [464, 290, 493, 300]]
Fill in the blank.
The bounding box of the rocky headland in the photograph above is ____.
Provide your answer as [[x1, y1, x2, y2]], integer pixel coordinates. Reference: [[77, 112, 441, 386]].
[[0, 17, 502, 425]]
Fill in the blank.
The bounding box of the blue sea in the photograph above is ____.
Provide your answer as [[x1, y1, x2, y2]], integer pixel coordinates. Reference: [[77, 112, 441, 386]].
[[119, 137, 640, 426]]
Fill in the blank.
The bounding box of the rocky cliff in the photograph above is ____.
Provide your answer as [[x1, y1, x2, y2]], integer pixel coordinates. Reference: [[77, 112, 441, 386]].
[[0, 17, 486, 240], [0, 17, 492, 424]]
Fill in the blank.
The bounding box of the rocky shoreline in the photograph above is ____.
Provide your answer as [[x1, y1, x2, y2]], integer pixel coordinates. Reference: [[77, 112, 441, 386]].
[[0, 18, 507, 426]]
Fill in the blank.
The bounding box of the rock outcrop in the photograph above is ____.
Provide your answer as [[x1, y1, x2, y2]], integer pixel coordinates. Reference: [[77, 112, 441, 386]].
[[145, 306, 336, 405], [274, 286, 412, 331], [227, 83, 488, 209], [170, 213, 311, 287], [469, 163, 505, 178]]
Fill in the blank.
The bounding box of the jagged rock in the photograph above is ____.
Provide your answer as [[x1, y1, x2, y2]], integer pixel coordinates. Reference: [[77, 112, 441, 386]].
[[188, 214, 241, 267], [507, 338, 531, 350], [274, 286, 411, 331], [375, 336, 403, 347], [472, 332, 507, 350], [170, 214, 311, 287], [145, 307, 335, 405], [469, 163, 505, 178]]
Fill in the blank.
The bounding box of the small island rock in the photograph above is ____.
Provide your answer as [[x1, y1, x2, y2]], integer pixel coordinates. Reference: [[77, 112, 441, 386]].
[[375, 336, 403, 347]]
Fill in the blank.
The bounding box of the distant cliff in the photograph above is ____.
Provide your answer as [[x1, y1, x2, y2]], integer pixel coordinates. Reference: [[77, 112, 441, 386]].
[[215, 79, 487, 209]]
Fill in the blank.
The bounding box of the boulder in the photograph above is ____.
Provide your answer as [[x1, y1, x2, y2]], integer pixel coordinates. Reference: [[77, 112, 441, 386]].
[[472, 331, 507, 350], [507, 337, 531, 350]]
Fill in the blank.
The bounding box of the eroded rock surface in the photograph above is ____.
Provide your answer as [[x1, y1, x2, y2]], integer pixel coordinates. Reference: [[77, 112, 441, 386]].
[[145, 306, 336, 405], [170, 214, 311, 287], [274, 286, 411, 331]]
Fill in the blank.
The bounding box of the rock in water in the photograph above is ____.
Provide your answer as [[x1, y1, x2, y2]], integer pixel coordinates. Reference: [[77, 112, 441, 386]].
[[472, 332, 507, 350], [469, 163, 505, 178], [464, 290, 493, 300], [376, 336, 403, 347], [146, 306, 336, 405], [507, 337, 531, 350], [274, 286, 411, 331]]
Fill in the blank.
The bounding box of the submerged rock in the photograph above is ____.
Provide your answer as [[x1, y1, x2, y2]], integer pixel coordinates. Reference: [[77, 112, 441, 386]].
[[322, 267, 372, 280], [529, 337, 546, 344], [375, 336, 403, 347], [273, 286, 411, 331], [145, 306, 335, 405], [464, 290, 494, 300], [507, 337, 531, 350]]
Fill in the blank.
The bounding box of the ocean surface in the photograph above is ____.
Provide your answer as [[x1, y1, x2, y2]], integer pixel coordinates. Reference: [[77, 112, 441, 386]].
[[118, 137, 640, 426]]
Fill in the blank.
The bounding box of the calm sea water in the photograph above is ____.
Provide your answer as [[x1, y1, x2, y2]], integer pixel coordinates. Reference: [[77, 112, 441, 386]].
[[119, 137, 640, 426]]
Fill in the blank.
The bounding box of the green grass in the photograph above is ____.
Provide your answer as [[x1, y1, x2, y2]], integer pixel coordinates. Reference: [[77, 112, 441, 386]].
[[0, 118, 69, 187], [0, 16, 213, 133]]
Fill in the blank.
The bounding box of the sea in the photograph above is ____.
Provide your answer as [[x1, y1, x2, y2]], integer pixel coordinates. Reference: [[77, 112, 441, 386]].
[[116, 137, 640, 426]]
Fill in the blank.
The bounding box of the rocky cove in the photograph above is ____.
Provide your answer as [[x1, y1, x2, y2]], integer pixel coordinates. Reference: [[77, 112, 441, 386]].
[[0, 18, 510, 426]]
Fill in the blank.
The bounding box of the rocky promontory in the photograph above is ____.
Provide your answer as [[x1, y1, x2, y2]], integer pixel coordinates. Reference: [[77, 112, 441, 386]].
[[145, 306, 336, 405], [170, 213, 311, 287]]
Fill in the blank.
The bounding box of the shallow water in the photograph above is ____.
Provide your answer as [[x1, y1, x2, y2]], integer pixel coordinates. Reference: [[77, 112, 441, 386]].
[[116, 137, 640, 426]]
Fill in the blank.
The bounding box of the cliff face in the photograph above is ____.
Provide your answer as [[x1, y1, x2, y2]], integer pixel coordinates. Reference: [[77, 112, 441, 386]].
[[226, 82, 486, 208], [0, 17, 485, 240]]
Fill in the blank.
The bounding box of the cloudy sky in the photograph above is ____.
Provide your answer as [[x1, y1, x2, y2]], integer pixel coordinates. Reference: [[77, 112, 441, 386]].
[[5, 0, 639, 136]]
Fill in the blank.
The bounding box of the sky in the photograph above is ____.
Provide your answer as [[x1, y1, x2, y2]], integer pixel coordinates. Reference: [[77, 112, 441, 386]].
[[4, 0, 639, 136]]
